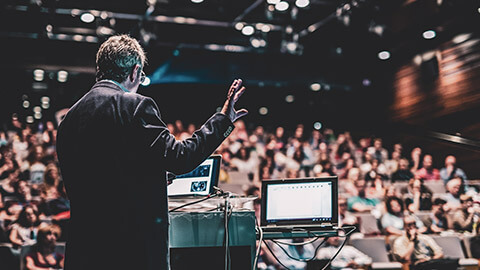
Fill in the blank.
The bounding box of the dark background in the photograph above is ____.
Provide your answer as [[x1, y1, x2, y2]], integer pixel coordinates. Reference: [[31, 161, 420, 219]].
[[1, 0, 480, 176]]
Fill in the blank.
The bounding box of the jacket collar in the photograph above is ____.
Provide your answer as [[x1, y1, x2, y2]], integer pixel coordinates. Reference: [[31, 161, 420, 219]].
[[94, 80, 130, 93]]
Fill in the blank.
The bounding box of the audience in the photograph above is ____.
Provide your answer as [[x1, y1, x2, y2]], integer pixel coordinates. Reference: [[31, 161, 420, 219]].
[[414, 154, 440, 181], [451, 194, 478, 233], [401, 178, 433, 212], [25, 223, 64, 270], [316, 234, 372, 270], [347, 179, 380, 213], [423, 198, 449, 234], [0, 115, 479, 270], [443, 177, 464, 211], [8, 204, 44, 249], [440, 155, 467, 184], [392, 215, 444, 268], [391, 158, 414, 181]]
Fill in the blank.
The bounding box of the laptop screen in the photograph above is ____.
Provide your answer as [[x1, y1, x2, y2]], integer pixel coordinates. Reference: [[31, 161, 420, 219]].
[[167, 155, 221, 197], [260, 176, 338, 227]]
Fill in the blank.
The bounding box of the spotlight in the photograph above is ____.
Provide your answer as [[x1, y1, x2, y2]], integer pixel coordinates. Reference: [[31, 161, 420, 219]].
[[259, 107, 269, 115], [241, 25, 255, 36], [422, 30, 436, 39], [80, 12, 95, 23], [275, 1, 289, 11], [33, 69, 44, 81], [295, 0, 310, 8], [378, 50, 391, 60], [313, 122, 322, 130], [310, 83, 321, 91]]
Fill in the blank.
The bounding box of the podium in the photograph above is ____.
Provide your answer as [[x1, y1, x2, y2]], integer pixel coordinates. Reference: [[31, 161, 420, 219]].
[[169, 211, 256, 270]]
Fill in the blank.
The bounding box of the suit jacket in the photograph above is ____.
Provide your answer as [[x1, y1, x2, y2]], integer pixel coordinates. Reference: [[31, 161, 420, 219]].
[[56, 80, 234, 270]]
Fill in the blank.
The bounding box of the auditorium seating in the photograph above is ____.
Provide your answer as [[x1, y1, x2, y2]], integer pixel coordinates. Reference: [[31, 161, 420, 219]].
[[353, 212, 381, 236], [430, 235, 479, 269], [19, 243, 66, 270], [350, 236, 403, 270]]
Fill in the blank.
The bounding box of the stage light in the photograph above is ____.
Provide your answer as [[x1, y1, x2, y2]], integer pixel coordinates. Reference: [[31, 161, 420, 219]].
[[452, 33, 471, 44], [234, 22, 244, 31], [34, 112, 42, 120], [295, 0, 310, 8], [250, 38, 263, 48], [259, 107, 269, 115], [313, 122, 322, 130], [275, 1, 289, 11], [191, 0, 204, 3], [261, 25, 271, 33], [41, 103, 50, 109], [33, 69, 44, 81], [33, 106, 42, 113], [26, 116, 34, 124], [80, 12, 95, 23], [362, 78, 371, 86], [57, 70, 68, 82], [23, 100, 30, 109], [241, 25, 255, 36], [310, 83, 321, 91], [267, 0, 280, 4], [141, 76, 151, 86], [285, 95, 294, 103], [73, 35, 84, 42], [378, 50, 391, 60], [422, 30, 436, 39]]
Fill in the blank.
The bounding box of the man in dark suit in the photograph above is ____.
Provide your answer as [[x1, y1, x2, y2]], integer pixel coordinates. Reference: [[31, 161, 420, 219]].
[[56, 34, 247, 270]]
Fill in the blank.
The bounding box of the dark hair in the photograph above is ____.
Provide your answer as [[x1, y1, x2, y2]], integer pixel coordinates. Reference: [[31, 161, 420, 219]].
[[96, 34, 147, 82], [386, 196, 404, 215], [15, 205, 40, 228], [433, 198, 447, 205]]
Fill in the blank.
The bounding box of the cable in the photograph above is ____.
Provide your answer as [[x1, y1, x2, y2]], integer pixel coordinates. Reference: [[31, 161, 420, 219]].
[[271, 237, 328, 262], [224, 196, 231, 270], [272, 236, 322, 246], [168, 192, 220, 212], [253, 225, 263, 270], [320, 226, 356, 270], [257, 225, 356, 270], [262, 238, 293, 270]]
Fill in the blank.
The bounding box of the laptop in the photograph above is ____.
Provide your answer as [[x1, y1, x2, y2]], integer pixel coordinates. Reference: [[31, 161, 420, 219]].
[[167, 155, 221, 198], [260, 176, 338, 232]]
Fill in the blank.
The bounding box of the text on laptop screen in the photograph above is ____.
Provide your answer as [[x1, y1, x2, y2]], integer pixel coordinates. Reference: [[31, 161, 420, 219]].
[[262, 178, 338, 225], [167, 155, 220, 197]]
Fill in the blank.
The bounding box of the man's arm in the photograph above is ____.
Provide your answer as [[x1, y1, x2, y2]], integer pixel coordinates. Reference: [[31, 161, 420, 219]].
[[132, 79, 247, 175]]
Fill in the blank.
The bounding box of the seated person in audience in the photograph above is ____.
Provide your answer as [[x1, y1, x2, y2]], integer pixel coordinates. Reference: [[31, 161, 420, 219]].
[[423, 198, 449, 234], [393, 215, 443, 268], [347, 179, 380, 213], [452, 194, 479, 233], [414, 154, 440, 181], [270, 238, 315, 270], [391, 158, 414, 182], [408, 147, 422, 175], [439, 155, 467, 185], [9, 204, 45, 248], [342, 167, 362, 197], [381, 196, 426, 236], [15, 179, 33, 205], [402, 178, 432, 212], [339, 196, 359, 227], [316, 234, 372, 270], [443, 177, 464, 211], [25, 223, 64, 270]]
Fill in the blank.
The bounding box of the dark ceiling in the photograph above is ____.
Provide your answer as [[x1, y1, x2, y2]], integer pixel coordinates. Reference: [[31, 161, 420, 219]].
[[0, 0, 479, 130]]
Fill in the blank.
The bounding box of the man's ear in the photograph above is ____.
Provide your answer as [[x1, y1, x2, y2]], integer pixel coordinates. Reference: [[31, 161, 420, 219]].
[[131, 65, 140, 82]]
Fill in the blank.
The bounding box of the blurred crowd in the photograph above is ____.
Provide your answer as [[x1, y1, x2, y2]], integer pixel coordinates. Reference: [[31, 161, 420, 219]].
[[1, 115, 480, 269]]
